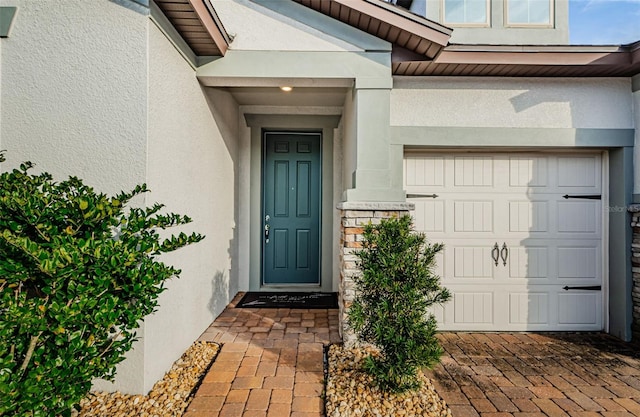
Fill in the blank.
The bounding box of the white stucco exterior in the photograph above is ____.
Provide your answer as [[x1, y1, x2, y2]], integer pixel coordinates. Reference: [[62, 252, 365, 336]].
[[0, 0, 240, 395], [1, 0, 639, 398], [142, 22, 238, 393], [0, 0, 149, 394], [212, 0, 364, 52], [391, 77, 634, 129], [0, 0, 148, 193]]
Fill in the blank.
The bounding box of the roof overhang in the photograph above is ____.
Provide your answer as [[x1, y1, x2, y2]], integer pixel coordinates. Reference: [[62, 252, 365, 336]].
[[153, 0, 230, 57], [393, 43, 640, 77], [156, 0, 640, 78], [292, 0, 452, 59]]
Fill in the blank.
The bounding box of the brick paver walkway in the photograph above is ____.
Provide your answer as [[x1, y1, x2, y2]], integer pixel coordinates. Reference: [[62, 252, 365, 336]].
[[427, 333, 640, 417], [184, 293, 340, 417]]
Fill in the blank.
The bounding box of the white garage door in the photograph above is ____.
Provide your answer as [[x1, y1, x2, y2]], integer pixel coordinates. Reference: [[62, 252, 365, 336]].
[[404, 152, 605, 331]]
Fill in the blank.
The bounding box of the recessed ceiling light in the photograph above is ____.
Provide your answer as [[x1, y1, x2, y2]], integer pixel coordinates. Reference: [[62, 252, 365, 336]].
[[280, 86, 293, 92]]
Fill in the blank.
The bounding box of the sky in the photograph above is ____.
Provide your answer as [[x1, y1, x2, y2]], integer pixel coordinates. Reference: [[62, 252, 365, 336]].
[[569, 0, 640, 44]]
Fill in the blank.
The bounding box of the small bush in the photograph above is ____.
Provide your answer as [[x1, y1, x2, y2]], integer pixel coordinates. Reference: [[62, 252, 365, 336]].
[[0, 154, 204, 416], [348, 215, 450, 393]]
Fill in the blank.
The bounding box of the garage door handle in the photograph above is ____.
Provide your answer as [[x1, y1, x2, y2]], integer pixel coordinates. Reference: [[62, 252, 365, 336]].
[[500, 243, 508, 266], [491, 243, 500, 266]]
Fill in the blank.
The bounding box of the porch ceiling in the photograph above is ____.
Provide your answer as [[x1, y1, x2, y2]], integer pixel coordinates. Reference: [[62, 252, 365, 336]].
[[226, 87, 348, 107], [154, 0, 230, 56]]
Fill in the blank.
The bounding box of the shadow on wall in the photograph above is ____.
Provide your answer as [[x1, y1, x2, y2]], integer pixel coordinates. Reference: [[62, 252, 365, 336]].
[[228, 231, 239, 298], [507, 80, 630, 128], [208, 270, 230, 316], [202, 86, 239, 165], [201, 85, 241, 302]]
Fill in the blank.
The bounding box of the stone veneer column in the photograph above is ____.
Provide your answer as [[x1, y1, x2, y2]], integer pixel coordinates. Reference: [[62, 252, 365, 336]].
[[629, 205, 640, 342], [336, 202, 414, 346]]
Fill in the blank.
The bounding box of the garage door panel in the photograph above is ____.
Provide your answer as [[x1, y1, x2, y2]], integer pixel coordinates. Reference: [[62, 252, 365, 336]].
[[509, 293, 549, 325], [557, 201, 599, 233], [558, 247, 599, 279], [405, 152, 604, 332], [508, 247, 549, 279], [454, 292, 494, 324], [509, 201, 549, 232], [413, 200, 445, 232], [558, 293, 601, 325], [454, 201, 494, 232], [405, 156, 445, 187], [557, 156, 601, 189], [509, 156, 548, 187], [454, 157, 494, 187], [453, 247, 494, 278]]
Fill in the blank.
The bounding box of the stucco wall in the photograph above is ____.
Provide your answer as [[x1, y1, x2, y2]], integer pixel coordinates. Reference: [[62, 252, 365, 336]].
[[391, 77, 634, 129], [0, 1, 239, 395], [0, 0, 148, 194], [342, 90, 357, 192], [0, 0, 149, 393], [212, 0, 363, 52], [144, 23, 238, 394]]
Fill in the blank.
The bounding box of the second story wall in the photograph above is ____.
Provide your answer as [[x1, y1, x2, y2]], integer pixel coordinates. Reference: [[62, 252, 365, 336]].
[[409, 0, 569, 45], [391, 77, 633, 129]]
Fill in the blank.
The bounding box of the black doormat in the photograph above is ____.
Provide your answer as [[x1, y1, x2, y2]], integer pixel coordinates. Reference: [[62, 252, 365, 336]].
[[236, 292, 338, 309]]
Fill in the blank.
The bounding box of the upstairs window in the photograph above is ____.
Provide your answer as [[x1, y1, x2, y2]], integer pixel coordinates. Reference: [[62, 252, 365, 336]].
[[507, 0, 553, 25], [443, 0, 490, 26]]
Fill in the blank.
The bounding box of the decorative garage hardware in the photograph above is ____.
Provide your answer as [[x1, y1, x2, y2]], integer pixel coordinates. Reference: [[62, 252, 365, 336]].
[[562, 285, 602, 291], [500, 243, 509, 266], [562, 194, 601, 200], [491, 243, 509, 266], [264, 215, 270, 244], [491, 243, 500, 266], [406, 193, 439, 199]]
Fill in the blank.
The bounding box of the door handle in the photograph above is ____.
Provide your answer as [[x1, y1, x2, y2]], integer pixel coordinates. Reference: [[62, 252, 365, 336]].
[[500, 243, 508, 266], [264, 215, 270, 244], [491, 243, 499, 266]]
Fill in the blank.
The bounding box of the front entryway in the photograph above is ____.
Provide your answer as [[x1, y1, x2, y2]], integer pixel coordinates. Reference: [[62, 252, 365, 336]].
[[262, 132, 322, 285], [405, 152, 605, 331]]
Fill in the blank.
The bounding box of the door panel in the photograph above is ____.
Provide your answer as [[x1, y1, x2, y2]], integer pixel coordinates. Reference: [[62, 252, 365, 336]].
[[405, 152, 604, 331], [263, 132, 321, 285]]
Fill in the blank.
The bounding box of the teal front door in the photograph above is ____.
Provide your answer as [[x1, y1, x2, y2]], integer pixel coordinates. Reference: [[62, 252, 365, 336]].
[[263, 132, 321, 285]]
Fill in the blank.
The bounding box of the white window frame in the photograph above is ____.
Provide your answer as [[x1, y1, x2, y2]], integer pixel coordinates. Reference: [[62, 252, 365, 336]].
[[441, 0, 491, 27], [504, 0, 554, 27]]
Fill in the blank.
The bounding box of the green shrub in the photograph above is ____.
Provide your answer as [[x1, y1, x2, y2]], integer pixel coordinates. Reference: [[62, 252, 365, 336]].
[[348, 215, 450, 393], [0, 154, 204, 416]]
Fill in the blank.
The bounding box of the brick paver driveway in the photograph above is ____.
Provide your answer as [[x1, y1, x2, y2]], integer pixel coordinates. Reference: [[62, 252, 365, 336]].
[[426, 333, 640, 417]]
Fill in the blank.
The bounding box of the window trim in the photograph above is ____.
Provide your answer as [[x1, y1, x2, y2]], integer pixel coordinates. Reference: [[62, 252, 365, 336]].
[[504, 0, 555, 28], [441, 0, 491, 27]]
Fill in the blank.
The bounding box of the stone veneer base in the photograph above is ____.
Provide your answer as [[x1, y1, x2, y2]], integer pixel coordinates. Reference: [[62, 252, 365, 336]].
[[337, 202, 414, 346]]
